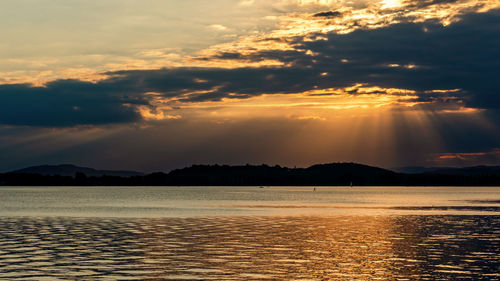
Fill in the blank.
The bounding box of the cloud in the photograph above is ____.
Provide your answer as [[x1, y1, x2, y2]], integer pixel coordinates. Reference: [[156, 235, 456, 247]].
[[313, 11, 342, 17], [0, 80, 148, 127], [1, 9, 499, 128], [435, 148, 500, 166], [198, 9, 500, 110], [208, 24, 229, 31], [239, 0, 255, 6], [1, 0, 499, 173]]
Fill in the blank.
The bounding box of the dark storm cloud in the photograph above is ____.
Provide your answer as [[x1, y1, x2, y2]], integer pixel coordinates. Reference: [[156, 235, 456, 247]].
[[0, 80, 149, 127], [313, 11, 343, 18], [110, 66, 323, 101], [0, 10, 498, 127], [403, 0, 461, 9], [298, 11, 500, 109]]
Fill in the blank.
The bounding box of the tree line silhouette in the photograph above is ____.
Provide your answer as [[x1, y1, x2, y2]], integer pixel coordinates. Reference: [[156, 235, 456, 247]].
[[1, 163, 499, 186]]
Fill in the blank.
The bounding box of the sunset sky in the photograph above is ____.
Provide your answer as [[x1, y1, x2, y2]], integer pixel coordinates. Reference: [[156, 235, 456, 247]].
[[0, 0, 499, 172]]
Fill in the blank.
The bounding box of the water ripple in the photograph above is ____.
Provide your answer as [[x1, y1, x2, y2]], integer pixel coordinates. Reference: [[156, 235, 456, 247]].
[[0, 215, 499, 280]]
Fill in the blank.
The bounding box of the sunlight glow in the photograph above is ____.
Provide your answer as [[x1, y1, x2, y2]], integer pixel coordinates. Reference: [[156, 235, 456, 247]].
[[380, 0, 402, 9]]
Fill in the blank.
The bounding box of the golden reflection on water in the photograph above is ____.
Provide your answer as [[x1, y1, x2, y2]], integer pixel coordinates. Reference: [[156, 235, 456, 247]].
[[0, 215, 499, 280]]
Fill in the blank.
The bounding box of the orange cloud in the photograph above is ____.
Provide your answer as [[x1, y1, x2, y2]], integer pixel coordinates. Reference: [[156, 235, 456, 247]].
[[438, 149, 500, 160]]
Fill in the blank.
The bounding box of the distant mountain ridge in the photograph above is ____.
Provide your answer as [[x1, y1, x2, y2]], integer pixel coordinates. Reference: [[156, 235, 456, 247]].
[[11, 164, 144, 177], [396, 166, 500, 176], [428, 166, 500, 176]]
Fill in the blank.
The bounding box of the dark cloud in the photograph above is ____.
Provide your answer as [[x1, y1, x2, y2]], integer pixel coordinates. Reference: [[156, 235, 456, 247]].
[[313, 11, 342, 18], [304, 12, 500, 110], [403, 0, 462, 9], [0, 80, 149, 127], [109, 66, 322, 102]]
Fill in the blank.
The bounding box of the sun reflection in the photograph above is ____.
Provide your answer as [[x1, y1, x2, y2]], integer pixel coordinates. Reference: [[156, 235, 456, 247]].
[[133, 216, 399, 279], [118, 215, 500, 279]]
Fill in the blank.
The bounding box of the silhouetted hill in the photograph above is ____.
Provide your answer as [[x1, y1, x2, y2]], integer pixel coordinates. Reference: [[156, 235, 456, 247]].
[[305, 163, 397, 184], [11, 164, 144, 177], [164, 163, 398, 186], [1, 163, 499, 186]]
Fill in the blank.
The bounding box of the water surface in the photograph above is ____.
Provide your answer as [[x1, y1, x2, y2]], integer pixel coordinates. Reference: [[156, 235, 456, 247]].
[[1, 186, 499, 217], [0, 186, 499, 280]]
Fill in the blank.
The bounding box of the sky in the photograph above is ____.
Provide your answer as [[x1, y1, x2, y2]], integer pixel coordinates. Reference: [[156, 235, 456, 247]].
[[0, 0, 499, 172]]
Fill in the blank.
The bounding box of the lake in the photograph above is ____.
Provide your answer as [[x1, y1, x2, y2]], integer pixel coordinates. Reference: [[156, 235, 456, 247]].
[[0, 186, 499, 280]]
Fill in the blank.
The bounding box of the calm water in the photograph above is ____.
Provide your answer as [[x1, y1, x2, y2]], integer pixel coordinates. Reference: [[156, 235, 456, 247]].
[[0, 186, 499, 280]]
